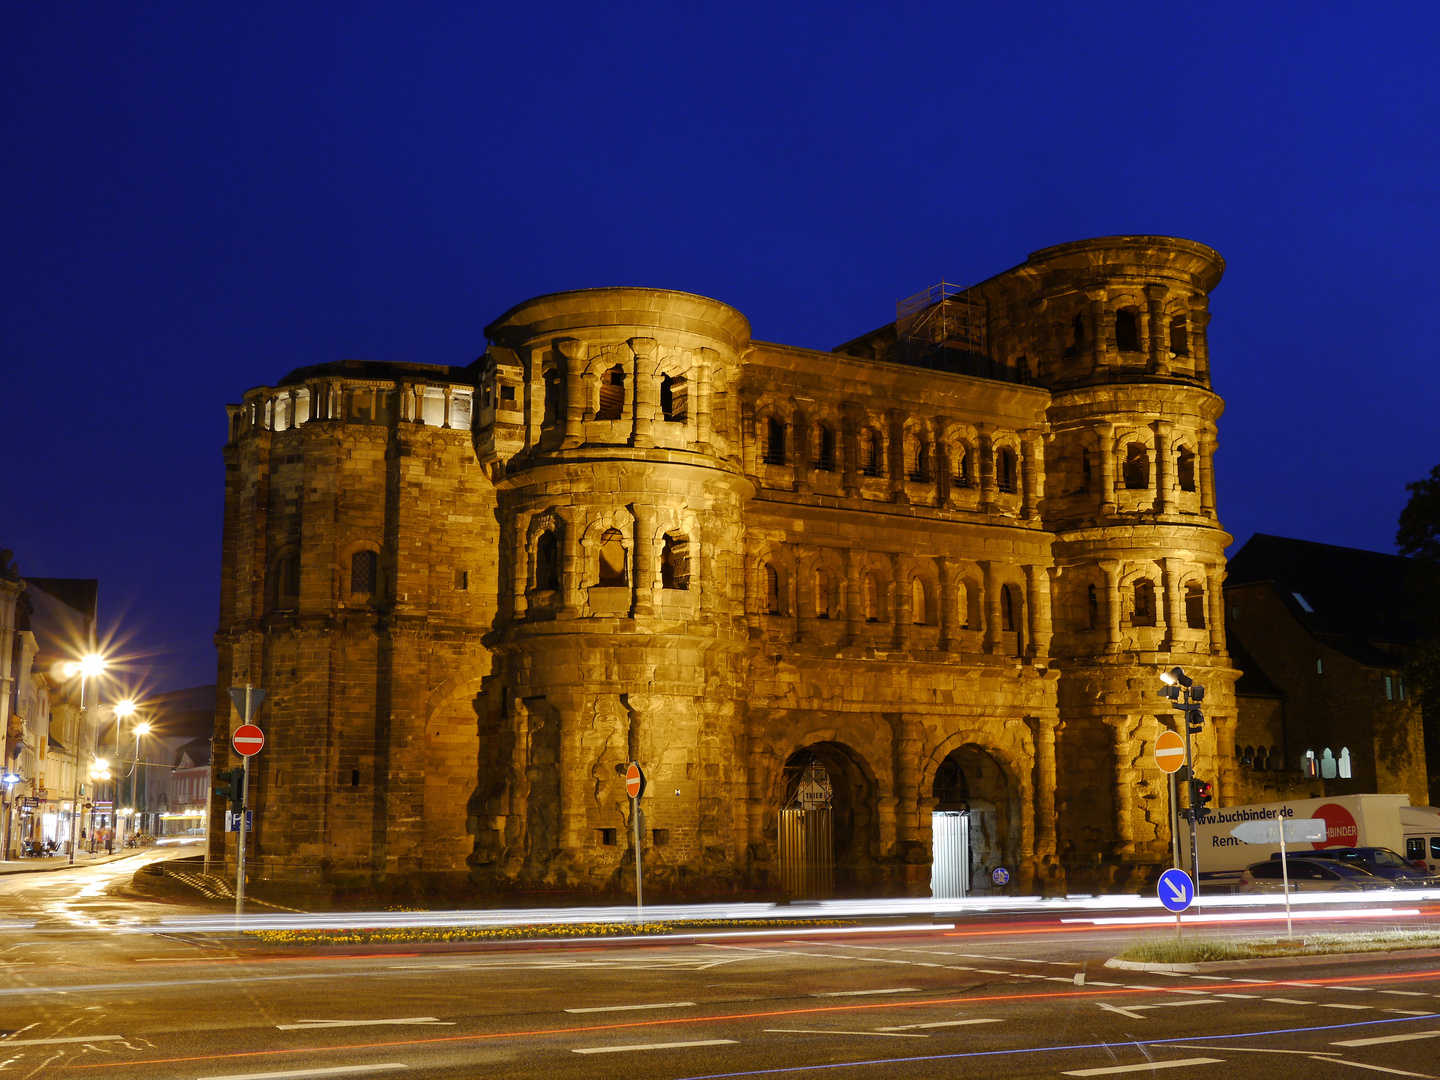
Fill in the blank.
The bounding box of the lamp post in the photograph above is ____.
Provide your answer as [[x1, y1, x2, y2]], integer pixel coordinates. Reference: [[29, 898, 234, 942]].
[[112, 699, 136, 846], [62, 654, 106, 865], [133, 721, 150, 838]]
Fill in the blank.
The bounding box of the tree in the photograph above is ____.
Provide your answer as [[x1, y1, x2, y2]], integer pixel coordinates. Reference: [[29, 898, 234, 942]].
[[1397, 464, 1440, 740]]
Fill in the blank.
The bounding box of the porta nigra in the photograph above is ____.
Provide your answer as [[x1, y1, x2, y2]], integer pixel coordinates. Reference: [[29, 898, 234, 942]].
[[212, 236, 1236, 898]]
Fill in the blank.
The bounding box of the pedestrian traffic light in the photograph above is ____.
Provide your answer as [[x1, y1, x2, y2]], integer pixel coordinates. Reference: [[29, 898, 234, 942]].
[[1193, 779, 1214, 819], [1185, 706, 1204, 734], [214, 767, 245, 814]]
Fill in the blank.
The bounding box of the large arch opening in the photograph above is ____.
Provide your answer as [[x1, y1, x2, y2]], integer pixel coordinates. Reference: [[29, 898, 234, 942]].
[[930, 743, 1019, 897], [777, 742, 879, 899]]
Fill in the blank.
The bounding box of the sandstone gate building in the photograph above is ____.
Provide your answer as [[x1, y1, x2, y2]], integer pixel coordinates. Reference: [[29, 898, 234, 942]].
[[212, 235, 1236, 897]]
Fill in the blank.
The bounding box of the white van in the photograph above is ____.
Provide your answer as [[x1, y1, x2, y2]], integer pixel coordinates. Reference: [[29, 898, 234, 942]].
[[1400, 805, 1440, 872]]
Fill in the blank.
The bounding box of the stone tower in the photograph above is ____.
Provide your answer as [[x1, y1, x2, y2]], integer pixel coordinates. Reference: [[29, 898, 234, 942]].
[[472, 290, 755, 891]]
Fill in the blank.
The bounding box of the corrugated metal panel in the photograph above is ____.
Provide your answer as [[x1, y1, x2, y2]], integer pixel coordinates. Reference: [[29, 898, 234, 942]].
[[779, 807, 834, 900], [930, 811, 970, 899]]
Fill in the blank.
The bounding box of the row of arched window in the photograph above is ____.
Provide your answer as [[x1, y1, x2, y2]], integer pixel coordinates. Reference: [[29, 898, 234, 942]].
[[1075, 580, 1207, 630], [539, 365, 690, 426], [269, 548, 381, 610], [1064, 310, 1191, 358], [758, 563, 1023, 631], [528, 528, 692, 593]]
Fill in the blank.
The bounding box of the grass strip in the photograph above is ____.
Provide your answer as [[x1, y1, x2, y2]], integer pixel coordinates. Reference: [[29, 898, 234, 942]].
[[1120, 929, 1440, 964], [245, 918, 850, 946]]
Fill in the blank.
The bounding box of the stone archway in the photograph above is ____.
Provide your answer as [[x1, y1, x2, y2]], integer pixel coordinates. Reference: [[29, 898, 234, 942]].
[[932, 743, 1021, 894], [779, 741, 881, 896]]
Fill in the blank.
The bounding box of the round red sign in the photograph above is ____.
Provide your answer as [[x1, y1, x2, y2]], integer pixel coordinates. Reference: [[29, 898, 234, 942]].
[[1154, 730, 1186, 774], [1311, 802, 1358, 849], [625, 763, 644, 799], [232, 724, 265, 757]]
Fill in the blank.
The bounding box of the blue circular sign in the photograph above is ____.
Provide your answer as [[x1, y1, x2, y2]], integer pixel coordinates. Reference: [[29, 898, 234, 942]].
[[991, 866, 1010, 886], [1158, 868, 1194, 913]]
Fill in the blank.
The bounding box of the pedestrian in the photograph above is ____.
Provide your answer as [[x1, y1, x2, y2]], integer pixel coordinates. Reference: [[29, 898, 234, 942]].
[[105, 828, 113, 855]]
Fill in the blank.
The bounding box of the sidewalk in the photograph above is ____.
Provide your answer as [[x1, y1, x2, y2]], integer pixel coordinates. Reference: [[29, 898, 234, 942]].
[[0, 846, 152, 875]]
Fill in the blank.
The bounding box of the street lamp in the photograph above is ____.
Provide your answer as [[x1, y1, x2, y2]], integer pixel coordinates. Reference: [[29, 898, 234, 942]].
[[62, 653, 106, 864], [132, 720, 151, 839], [113, 699, 136, 847]]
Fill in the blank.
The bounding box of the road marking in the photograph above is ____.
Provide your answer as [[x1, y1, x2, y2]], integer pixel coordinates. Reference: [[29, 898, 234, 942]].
[[1265, 998, 1314, 1004], [1062, 1058, 1224, 1076], [764, 1028, 926, 1038], [0, 1035, 124, 1046], [1214, 994, 1259, 999], [1097, 1003, 1151, 1020], [1313, 1058, 1436, 1078], [812, 987, 919, 997], [1387, 1010, 1438, 1016], [573, 1039, 736, 1054], [196, 1066, 409, 1080], [277, 1018, 454, 1030], [1088, 981, 1123, 987], [1320, 1004, 1374, 1011], [1166, 988, 1213, 996], [565, 1002, 696, 1014], [1169, 1045, 1339, 1056], [876, 1019, 1003, 1031], [1382, 991, 1430, 996], [1333, 1030, 1440, 1047]]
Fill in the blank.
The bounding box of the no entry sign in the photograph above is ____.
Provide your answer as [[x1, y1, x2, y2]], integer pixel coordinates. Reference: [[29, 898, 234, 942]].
[[625, 762, 645, 799], [232, 724, 265, 757], [1154, 730, 1185, 774]]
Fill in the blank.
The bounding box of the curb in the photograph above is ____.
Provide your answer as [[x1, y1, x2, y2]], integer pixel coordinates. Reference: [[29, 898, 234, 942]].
[[0, 849, 151, 876], [1106, 947, 1440, 973]]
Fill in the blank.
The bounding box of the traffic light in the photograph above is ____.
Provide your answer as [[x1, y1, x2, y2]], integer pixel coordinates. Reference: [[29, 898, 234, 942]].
[[1192, 779, 1214, 819], [214, 767, 245, 814], [1174, 765, 1192, 783], [1185, 706, 1204, 734]]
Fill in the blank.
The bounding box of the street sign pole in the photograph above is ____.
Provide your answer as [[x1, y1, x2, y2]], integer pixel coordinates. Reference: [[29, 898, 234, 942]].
[[1169, 771, 1181, 871], [1277, 809, 1292, 940], [1183, 690, 1200, 894], [633, 788, 642, 912], [236, 685, 250, 918]]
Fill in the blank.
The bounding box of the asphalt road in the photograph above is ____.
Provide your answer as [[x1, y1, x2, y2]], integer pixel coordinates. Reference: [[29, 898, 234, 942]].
[[4, 855, 1440, 1080]]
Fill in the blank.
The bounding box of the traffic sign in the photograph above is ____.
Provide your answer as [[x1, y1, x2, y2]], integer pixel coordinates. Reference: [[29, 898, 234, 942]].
[[992, 867, 1010, 886], [1158, 868, 1194, 913], [232, 724, 265, 757], [625, 762, 645, 800], [1230, 818, 1326, 845], [228, 686, 267, 722], [226, 810, 253, 832], [1154, 730, 1186, 774]]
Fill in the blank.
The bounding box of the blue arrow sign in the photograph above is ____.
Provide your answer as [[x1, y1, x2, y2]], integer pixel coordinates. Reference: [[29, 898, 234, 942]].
[[1158, 868, 1194, 913]]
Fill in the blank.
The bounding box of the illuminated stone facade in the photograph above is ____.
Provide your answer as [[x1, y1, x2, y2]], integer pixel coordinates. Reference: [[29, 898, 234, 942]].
[[213, 236, 1237, 897]]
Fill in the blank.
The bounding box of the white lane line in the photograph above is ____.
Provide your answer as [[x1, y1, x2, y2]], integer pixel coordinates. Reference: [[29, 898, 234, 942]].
[[812, 987, 919, 997], [1382, 991, 1430, 996], [0, 1036, 124, 1046], [1313, 1058, 1436, 1078], [1169, 1045, 1339, 1056], [1166, 988, 1213, 996], [1387, 1010, 1438, 1016], [1266, 998, 1315, 1005], [1062, 1058, 1224, 1076], [1319, 1003, 1374, 1011], [572, 1040, 736, 1055], [197, 1066, 409, 1080], [1088, 981, 1123, 987], [1333, 1030, 1440, 1048], [876, 1019, 1004, 1031], [277, 1018, 453, 1030], [1214, 994, 1260, 999], [764, 1028, 926, 1039], [1191, 976, 1227, 981], [565, 1002, 695, 1014], [1098, 1003, 1151, 1021]]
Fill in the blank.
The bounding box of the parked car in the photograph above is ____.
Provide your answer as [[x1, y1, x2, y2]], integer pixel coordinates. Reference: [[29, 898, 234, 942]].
[[1239, 857, 1392, 893], [1276, 847, 1440, 887]]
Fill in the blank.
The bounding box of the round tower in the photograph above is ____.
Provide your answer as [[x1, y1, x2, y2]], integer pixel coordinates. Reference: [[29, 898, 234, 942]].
[[472, 289, 754, 893], [984, 237, 1234, 890]]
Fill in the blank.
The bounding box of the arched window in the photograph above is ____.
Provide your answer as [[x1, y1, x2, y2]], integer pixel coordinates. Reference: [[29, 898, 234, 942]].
[[1115, 309, 1141, 352], [814, 568, 830, 618], [1064, 312, 1084, 357], [543, 365, 564, 427], [764, 563, 781, 615], [661, 534, 689, 590], [351, 550, 378, 597], [1184, 582, 1206, 628], [1123, 443, 1149, 489], [1177, 446, 1197, 492], [859, 428, 880, 477], [906, 435, 930, 483], [910, 577, 928, 625], [864, 573, 880, 622], [660, 374, 687, 422], [596, 365, 625, 420], [1169, 315, 1189, 356], [763, 416, 787, 466], [272, 551, 299, 609], [535, 531, 560, 591], [953, 446, 972, 488], [1086, 584, 1099, 630], [995, 447, 1017, 494], [1132, 580, 1156, 627], [814, 424, 836, 472], [1081, 448, 1092, 492], [597, 529, 627, 586], [1000, 583, 1019, 632]]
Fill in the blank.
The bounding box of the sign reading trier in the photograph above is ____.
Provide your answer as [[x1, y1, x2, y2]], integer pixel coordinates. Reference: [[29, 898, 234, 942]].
[[232, 724, 265, 757]]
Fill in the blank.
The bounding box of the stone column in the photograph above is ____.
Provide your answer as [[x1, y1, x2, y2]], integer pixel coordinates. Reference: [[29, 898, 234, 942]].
[[978, 424, 996, 513], [894, 713, 923, 856], [629, 337, 658, 449], [1145, 284, 1170, 375], [1191, 301, 1212, 383], [1198, 428, 1217, 517], [1206, 565, 1227, 654], [893, 556, 910, 651], [842, 549, 861, 646], [556, 338, 587, 449], [632, 504, 656, 618], [841, 403, 861, 498], [1105, 715, 1140, 855], [559, 514, 581, 619], [1154, 420, 1172, 515], [695, 348, 716, 450], [1214, 713, 1239, 808], [982, 560, 1001, 654], [937, 556, 955, 652], [792, 399, 811, 493], [1101, 559, 1122, 651], [1086, 286, 1108, 376], [512, 517, 530, 620], [1027, 715, 1060, 869], [888, 408, 907, 503], [1025, 563, 1052, 660], [1097, 422, 1117, 515], [934, 416, 952, 507], [442, 386, 453, 429], [740, 389, 760, 479], [1021, 430, 1042, 520], [1160, 557, 1178, 651]]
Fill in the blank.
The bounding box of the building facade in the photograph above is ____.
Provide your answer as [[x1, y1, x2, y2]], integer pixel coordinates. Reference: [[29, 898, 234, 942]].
[[213, 235, 1238, 897]]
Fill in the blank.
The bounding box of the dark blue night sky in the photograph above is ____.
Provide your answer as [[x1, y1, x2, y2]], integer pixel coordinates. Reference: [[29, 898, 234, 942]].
[[3, 3, 1438, 693]]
